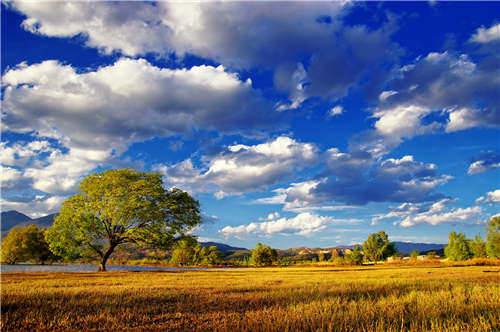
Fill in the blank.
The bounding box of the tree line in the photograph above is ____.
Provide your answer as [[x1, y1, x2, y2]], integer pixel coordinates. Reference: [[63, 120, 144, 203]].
[[1, 169, 499, 269]]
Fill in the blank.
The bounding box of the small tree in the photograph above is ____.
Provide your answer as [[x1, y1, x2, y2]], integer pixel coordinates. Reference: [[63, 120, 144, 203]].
[[410, 250, 419, 260], [345, 245, 363, 265], [251, 243, 277, 266], [486, 216, 500, 258], [197, 246, 222, 265], [445, 232, 471, 261], [46, 169, 201, 271], [170, 237, 197, 265], [362, 231, 396, 262], [1, 224, 55, 264], [470, 235, 487, 258]]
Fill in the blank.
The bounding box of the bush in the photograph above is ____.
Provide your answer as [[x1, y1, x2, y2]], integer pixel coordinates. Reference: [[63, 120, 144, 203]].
[[1, 224, 56, 264]]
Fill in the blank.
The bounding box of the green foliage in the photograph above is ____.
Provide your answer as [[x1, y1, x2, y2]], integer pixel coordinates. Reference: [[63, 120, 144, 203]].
[[46, 169, 201, 271], [345, 245, 364, 265], [1, 225, 55, 264], [169, 236, 222, 265], [470, 235, 487, 258], [251, 243, 277, 266], [486, 216, 500, 258], [445, 232, 472, 261], [362, 231, 396, 262]]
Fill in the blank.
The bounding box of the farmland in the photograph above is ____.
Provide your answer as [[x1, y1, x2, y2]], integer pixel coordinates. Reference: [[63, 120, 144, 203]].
[[1, 266, 499, 331]]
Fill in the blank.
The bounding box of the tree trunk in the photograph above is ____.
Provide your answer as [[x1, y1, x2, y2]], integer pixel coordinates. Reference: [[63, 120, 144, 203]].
[[98, 244, 117, 272]]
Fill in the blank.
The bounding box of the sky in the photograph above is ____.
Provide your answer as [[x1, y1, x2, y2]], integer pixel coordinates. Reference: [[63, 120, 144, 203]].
[[1, 1, 499, 249]]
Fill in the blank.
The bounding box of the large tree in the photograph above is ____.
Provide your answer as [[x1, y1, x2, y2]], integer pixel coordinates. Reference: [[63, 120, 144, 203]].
[[486, 216, 500, 258], [46, 169, 201, 271], [362, 231, 396, 262]]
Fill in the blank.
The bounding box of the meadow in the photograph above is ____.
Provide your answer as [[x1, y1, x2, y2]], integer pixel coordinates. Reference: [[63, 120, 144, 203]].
[[1, 266, 499, 331]]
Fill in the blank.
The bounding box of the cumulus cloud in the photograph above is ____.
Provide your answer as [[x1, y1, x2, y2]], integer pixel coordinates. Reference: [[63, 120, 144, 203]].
[[476, 189, 500, 204], [3, 58, 274, 151], [253, 180, 350, 212], [156, 136, 318, 197], [2, 58, 276, 196], [373, 104, 440, 141], [220, 212, 345, 238], [468, 151, 500, 174], [8, 1, 397, 108], [374, 199, 483, 227], [377, 52, 499, 133], [471, 23, 500, 44], [313, 152, 452, 205]]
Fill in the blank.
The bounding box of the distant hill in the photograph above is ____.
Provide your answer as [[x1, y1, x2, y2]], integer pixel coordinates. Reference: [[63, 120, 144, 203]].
[[1, 210, 446, 256], [1, 210, 31, 231], [1, 210, 57, 234], [393, 242, 445, 255], [200, 242, 248, 253]]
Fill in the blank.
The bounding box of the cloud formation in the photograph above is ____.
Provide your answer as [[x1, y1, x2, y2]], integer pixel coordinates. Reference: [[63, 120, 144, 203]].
[[377, 52, 499, 133], [374, 199, 483, 227], [2, 58, 276, 196], [220, 212, 346, 238], [470, 23, 500, 44], [476, 190, 500, 204], [468, 151, 500, 174], [156, 136, 318, 197], [9, 1, 396, 108]]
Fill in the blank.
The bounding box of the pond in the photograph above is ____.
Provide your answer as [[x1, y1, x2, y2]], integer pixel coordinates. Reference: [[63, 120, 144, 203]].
[[0, 264, 207, 273]]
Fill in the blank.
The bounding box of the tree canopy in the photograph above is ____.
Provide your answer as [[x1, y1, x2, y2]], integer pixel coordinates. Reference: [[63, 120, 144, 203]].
[[45, 169, 201, 271], [170, 236, 221, 266], [362, 231, 396, 262], [486, 216, 500, 258], [1, 224, 55, 264], [251, 243, 277, 266], [445, 232, 471, 261]]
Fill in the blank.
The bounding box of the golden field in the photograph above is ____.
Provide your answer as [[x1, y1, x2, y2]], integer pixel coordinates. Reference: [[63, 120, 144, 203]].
[[1, 266, 499, 331]]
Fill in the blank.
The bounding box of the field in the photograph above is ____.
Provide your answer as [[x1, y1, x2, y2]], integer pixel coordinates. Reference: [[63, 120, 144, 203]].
[[1, 266, 499, 331]]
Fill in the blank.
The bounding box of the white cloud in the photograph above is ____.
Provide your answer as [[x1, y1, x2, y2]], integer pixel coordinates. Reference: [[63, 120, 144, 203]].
[[373, 105, 440, 140], [376, 52, 499, 135], [476, 189, 500, 204], [328, 105, 344, 117], [1, 166, 23, 188], [8, 2, 396, 108], [0, 141, 53, 166], [471, 23, 500, 44], [3, 59, 273, 151], [157, 136, 318, 197], [2, 58, 275, 195], [378, 90, 398, 101], [468, 160, 500, 175], [376, 199, 483, 227], [220, 212, 343, 238], [467, 151, 500, 175]]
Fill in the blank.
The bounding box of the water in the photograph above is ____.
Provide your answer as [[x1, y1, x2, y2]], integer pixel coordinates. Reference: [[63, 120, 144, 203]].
[[0, 264, 207, 273]]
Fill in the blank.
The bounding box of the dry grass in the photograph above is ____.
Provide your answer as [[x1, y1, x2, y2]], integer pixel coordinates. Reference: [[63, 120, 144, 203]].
[[1, 266, 499, 331]]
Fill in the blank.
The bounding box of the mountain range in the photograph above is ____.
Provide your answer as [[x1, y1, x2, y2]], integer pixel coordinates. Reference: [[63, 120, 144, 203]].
[[0, 210, 445, 254]]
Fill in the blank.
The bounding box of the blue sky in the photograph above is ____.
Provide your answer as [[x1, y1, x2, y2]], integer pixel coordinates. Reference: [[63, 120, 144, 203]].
[[1, 1, 499, 249]]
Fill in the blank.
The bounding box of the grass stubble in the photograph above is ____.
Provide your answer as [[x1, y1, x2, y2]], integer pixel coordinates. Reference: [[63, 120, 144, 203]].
[[1, 266, 499, 331]]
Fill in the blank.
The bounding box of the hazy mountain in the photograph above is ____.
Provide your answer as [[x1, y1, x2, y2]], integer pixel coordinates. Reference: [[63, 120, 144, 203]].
[[393, 242, 445, 255], [1, 210, 57, 234], [1, 210, 31, 231], [200, 242, 248, 253]]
